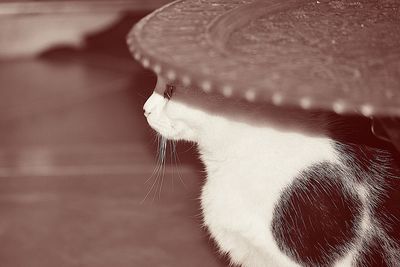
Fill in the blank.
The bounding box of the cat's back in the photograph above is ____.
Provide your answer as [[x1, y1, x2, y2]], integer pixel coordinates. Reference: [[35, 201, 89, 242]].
[[201, 112, 400, 267]]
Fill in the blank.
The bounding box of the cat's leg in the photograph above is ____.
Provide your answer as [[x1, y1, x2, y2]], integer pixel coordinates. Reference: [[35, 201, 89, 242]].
[[211, 228, 263, 266], [201, 170, 303, 267], [234, 239, 297, 267]]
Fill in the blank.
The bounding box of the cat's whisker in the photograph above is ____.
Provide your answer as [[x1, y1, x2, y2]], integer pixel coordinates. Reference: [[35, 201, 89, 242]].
[[146, 153, 167, 203], [144, 136, 164, 185], [155, 135, 167, 166], [158, 153, 166, 199], [141, 171, 160, 204], [169, 140, 184, 190], [159, 135, 167, 164], [141, 158, 164, 202], [146, 136, 187, 200], [141, 134, 168, 203], [152, 169, 161, 202], [151, 134, 161, 161], [168, 140, 175, 191], [172, 141, 187, 189], [154, 135, 167, 200], [144, 158, 163, 184]]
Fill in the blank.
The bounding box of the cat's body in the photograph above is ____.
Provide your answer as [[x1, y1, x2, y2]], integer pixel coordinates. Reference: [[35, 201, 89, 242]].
[[143, 76, 400, 267]]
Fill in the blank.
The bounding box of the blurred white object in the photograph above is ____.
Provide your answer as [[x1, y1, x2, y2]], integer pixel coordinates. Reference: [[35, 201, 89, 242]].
[[0, 0, 171, 58]]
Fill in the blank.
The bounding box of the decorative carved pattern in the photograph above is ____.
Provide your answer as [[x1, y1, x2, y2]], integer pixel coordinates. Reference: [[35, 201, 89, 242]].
[[127, 0, 400, 116]]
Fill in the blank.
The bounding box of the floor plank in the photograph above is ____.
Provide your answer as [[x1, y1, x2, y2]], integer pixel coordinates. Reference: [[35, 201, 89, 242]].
[[0, 52, 226, 267]]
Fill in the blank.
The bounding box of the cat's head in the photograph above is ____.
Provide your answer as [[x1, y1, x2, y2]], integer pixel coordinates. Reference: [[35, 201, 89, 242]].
[[143, 76, 226, 143]]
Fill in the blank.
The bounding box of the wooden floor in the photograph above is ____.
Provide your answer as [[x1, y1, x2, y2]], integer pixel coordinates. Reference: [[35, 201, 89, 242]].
[[0, 51, 227, 266]]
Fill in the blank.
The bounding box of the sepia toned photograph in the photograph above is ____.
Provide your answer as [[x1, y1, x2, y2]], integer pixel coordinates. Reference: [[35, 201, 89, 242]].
[[0, 0, 399, 266]]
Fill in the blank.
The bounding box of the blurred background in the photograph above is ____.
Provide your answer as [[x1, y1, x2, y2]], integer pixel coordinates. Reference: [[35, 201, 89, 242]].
[[0, 1, 227, 266]]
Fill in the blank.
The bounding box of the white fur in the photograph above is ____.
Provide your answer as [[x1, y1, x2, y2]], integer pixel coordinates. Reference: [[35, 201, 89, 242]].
[[143, 76, 368, 266], [199, 127, 338, 267]]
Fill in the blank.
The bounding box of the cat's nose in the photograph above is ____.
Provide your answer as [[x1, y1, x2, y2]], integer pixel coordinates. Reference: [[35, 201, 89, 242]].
[[143, 92, 164, 118], [143, 102, 152, 118]]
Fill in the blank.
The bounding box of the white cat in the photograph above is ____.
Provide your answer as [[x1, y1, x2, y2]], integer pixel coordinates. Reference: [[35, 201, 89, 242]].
[[143, 76, 400, 267]]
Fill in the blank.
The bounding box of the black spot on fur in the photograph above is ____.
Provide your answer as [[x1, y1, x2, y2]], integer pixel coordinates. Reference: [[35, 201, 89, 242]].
[[271, 162, 362, 266], [355, 237, 391, 267]]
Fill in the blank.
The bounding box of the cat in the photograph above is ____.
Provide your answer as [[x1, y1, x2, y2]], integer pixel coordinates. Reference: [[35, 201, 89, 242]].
[[143, 75, 400, 267]]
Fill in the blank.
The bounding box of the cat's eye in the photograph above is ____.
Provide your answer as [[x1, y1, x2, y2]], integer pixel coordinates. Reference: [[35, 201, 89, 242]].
[[164, 84, 175, 100]]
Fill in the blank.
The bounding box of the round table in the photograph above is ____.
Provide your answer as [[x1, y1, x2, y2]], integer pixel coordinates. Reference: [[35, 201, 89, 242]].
[[127, 0, 400, 151]]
